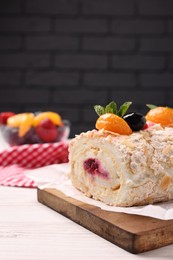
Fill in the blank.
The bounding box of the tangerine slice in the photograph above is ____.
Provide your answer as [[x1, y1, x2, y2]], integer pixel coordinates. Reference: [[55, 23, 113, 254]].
[[19, 113, 34, 137], [146, 107, 173, 126], [96, 113, 132, 135], [33, 112, 62, 127], [7, 113, 34, 137]]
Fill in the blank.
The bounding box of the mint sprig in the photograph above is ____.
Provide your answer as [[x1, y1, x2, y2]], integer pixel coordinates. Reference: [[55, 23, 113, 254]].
[[118, 101, 132, 117], [94, 101, 132, 117], [93, 105, 105, 116], [146, 104, 157, 110], [105, 101, 118, 114]]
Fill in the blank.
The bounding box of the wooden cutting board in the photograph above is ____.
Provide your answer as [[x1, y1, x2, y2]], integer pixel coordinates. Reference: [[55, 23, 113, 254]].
[[37, 188, 173, 254]]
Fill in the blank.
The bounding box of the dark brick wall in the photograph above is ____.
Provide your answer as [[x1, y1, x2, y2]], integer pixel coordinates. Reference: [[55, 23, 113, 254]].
[[0, 0, 173, 137]]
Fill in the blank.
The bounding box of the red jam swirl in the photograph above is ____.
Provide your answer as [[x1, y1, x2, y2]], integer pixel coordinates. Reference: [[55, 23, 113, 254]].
[[83, 158, 109, 179]]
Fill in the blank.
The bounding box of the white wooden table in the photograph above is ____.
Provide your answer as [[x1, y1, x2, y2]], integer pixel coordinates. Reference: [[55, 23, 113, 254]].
[[0, 186, 173, 260]]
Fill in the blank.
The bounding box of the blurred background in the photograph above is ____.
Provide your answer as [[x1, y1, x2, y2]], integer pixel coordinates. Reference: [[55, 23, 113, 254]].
[[0, 0, 173, 138]]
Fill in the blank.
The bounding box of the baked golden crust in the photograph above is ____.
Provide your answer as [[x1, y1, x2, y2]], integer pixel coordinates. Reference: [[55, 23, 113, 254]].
[[69, 125, 173, 207]]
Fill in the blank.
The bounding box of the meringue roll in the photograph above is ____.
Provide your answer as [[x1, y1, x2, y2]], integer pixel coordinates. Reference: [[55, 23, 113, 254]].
[[69, 125, 173, 207]]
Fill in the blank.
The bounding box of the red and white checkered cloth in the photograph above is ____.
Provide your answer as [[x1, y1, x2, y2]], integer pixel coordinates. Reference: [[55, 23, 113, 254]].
[[0, 141, 69, 188], [0, 164, 37, 187]]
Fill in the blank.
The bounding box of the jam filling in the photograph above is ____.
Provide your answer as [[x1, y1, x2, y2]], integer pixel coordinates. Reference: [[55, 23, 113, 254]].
[[83, 158, 109, 179]]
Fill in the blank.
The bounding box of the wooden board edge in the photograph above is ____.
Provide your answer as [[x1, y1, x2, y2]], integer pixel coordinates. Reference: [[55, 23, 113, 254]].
[[37, 188, 173, 254], [37, 188, 137, 253]]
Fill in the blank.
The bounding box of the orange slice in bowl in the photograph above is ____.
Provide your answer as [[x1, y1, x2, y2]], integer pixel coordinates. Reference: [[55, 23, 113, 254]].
[[33, 112, 62, 127], [7, 113, 34, 137], [96, 113, 132, 135], [146, 107, 173, 126]]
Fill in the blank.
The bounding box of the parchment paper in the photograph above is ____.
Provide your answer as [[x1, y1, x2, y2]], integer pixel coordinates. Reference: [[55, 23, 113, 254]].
[[25, 163, 173, 220]]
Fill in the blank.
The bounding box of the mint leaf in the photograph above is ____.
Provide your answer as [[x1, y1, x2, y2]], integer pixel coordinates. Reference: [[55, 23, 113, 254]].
[[146, 104, 157, 110], [94, 101, 132, 117], [118, 101, 132, 117], [105, 101, 118, 114], [94, 105, 105, 116]]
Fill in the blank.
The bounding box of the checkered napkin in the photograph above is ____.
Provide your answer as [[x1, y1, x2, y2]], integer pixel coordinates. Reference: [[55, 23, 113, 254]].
[[0, 164, 37, 187], [0, 141, 69, 188]]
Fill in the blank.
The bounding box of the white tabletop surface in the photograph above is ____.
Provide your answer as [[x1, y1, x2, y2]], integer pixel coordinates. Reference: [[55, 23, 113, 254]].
[[0, 185, 173, 260]]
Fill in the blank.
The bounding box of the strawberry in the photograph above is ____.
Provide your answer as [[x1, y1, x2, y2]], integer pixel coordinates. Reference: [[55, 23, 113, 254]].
[[0, 112, 16, 125], [35, 118, 58, 142]]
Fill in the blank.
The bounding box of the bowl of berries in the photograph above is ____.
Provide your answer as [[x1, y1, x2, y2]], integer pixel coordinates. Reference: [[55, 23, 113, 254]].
[[0, 111, 70, 168], [0, 111, 70, 146]]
